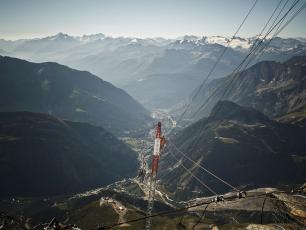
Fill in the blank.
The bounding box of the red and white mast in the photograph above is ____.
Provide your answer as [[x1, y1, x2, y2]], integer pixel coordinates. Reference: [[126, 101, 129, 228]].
[[146, 122, 165, 230]]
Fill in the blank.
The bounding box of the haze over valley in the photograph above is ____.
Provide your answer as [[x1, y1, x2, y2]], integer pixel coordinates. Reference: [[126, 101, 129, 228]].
[[1, 0, 306, 229], [1, 33, 306, 109]]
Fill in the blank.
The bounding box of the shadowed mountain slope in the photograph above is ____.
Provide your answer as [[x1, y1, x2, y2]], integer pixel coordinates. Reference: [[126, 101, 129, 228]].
[[0, 111, 139, 197], [0, 56, 151, 136], [177, 55, 306, 122], [160, 101, 306, 200]]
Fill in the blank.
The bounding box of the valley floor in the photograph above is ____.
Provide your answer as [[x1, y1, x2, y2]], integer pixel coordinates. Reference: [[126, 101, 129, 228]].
[[1, 109, 305, 229]]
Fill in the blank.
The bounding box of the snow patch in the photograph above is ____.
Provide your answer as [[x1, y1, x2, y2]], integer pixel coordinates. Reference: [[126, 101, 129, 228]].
[[75, 108, 86, 112], [137, 78, 146, 82], [41, 79, 50, 91], [37, 68, 44, 75]]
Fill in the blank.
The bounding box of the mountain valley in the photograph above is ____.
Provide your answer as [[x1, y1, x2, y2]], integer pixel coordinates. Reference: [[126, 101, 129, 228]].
[[0, 34, 306, 230], [1, 34, 305, 109]]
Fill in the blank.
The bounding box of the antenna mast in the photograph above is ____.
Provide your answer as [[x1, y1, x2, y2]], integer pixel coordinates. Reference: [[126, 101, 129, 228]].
[[145, 122, 165, 230]]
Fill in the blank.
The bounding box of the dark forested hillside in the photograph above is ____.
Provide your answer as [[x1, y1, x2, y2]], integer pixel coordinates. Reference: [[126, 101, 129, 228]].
[[160, 101, 306, 200], [0, 112, 139, 197], [0, 56, 151, 136]]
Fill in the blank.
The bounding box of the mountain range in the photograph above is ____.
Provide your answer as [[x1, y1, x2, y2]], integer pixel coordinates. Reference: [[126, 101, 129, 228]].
[[1, 33, 305, 109], [0, 56, 151, 136], [0, 33, 306, 228], [176, 55, 306, 123], [159, 101, 306, 200]]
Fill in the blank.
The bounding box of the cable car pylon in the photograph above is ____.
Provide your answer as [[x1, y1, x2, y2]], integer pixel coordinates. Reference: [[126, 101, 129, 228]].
[[146, 122, 166, 230]]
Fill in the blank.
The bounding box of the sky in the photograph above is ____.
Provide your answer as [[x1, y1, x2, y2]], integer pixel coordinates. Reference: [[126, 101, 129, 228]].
[[0, 0, 305, 40]]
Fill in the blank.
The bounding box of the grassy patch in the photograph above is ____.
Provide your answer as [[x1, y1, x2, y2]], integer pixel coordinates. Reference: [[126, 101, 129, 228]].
[[69, 201, 118, 229]]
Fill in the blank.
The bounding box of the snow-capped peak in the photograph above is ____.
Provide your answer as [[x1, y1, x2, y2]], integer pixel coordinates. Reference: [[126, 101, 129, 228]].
[[48, 32, 72, 41], [179, 35, 201, 42], [172, 35, 252, 50], [78, 33, 105, 42]]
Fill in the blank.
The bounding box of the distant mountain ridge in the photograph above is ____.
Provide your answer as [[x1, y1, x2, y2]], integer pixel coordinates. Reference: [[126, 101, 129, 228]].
[[177, 55, 306, 122], [0, 111, 139, 197], [1, 33, 305, 109], [2, 33, 305, 52], [209, 100, 271, 123], [0, 56, 151, 135]]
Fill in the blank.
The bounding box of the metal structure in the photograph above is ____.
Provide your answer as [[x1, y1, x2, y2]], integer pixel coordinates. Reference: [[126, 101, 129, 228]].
[[137, 153, 146, 182], [145, 122, 165, 230]]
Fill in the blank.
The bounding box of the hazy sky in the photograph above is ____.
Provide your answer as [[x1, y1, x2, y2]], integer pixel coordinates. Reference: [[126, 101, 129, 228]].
[[0, 0, 305, 40]]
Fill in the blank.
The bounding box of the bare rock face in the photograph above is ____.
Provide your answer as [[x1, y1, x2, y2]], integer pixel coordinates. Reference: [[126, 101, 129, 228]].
[[182, 55, 306, 121]]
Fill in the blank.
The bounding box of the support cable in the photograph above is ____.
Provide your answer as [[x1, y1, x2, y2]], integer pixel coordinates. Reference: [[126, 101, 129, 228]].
[[168, 147, 217, 196], [178, 215, 186, 230], [97, 191, 294, 229], [242, 0, 286, 68], [243, 0, 299, 68], [192, 203, 210, 230], [210, 0, 303, 111], [168, 140, 240, 192], [164, 2, 304, 202], [191, 0, 301, 119], [176, 0, 259, 126], [260, 195, 268, 224]]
